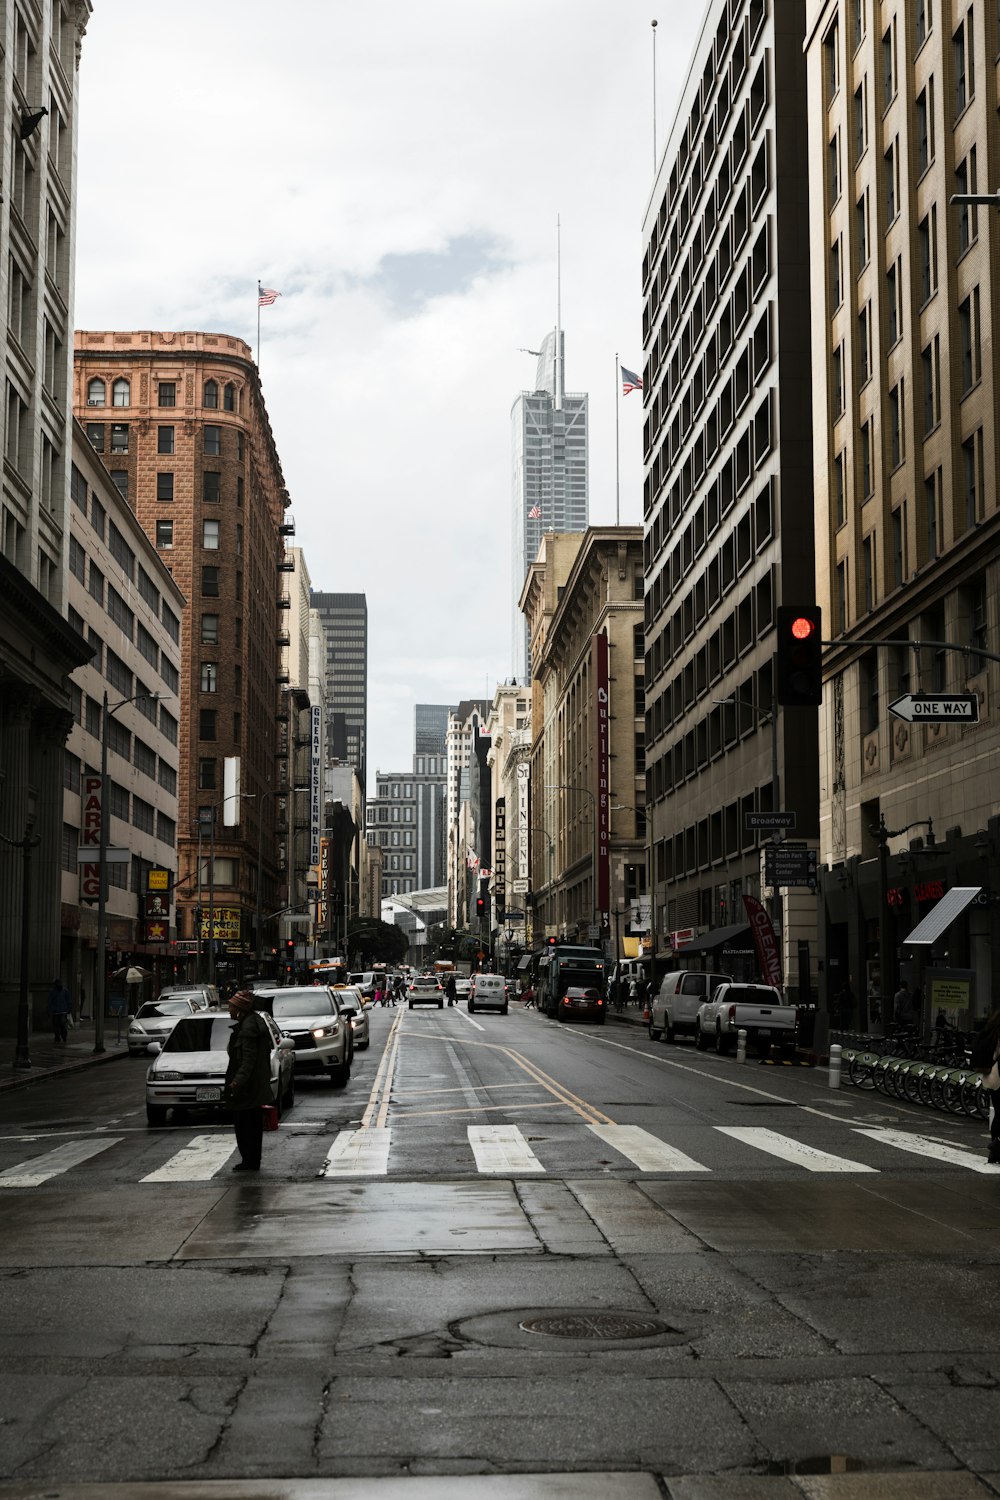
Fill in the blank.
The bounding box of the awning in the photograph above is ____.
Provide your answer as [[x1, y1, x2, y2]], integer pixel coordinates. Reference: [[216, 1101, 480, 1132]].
[[675, 922, 751, 955], [902, 887, 982, 946], [516, 955, 533, 972]]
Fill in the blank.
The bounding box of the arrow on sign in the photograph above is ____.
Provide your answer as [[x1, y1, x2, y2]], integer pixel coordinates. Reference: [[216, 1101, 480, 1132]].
[[889, 693, 979, 724]]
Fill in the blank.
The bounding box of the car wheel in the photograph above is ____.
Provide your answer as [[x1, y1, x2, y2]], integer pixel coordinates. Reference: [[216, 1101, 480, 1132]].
[[694, 1024, 707, 1051], [468, 1002, 475, 1013], [501, 1003, 508, 1015], [146, 1104, 168, 1126], [358, 1038, 370, 1050], [665, 1023, 675, 1044], [715, 1027, 731, 1056], [283, 1073, 295, 1111], [596, 1015, 606, 1025], [330, 1056, 351, 1089], [438, 999, 444, 1008], [408, 1001, 414, 1009], [648, 1019, 662, 1041]]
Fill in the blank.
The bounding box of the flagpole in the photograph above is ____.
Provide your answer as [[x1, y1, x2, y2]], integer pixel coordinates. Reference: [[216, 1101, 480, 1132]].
[[615, 351, 621, 527], [256, 281, 261, 369], [651, 20, 658, 174]]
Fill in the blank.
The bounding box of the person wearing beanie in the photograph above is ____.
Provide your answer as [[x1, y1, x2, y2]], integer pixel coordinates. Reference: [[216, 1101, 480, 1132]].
[[224, 991, 273, 1172]]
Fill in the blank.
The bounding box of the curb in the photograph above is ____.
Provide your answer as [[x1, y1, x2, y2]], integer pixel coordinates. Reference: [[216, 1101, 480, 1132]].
[[0, 1046, 130, 1096]]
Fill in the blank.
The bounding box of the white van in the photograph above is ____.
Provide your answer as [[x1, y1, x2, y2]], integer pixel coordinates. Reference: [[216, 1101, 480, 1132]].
[[468, 974, 508, 1015], [648, 971, 733, 1044]]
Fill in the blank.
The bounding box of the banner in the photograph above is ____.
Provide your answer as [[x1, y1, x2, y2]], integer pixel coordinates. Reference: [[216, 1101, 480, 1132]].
[[517, 761, 530, 881], [494, 798, 506, 917], [742, 894, 783, 989], [310, 705, 323, 866], [80, 773, 102, 901]]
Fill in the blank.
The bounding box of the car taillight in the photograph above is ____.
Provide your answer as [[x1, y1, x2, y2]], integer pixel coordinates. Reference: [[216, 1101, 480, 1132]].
[[728, 1004, 736, 1022], [597, 998, 604, 1006]]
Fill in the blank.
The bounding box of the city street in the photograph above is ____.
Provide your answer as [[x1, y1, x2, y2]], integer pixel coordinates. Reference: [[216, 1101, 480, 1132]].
[[2, 1005, 1000, 1497]]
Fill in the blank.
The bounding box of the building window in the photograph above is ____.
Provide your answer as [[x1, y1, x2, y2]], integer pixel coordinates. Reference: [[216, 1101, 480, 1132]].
[[891, 506, 905, 588], [204, 425, 221, 457], [86, 377, 106, 406], [828, 131, 841, 204], [863, 534, 875, 612], [110, 470, 128, 501], [851, 0, 864, 50], [201, 662, 218, 693], [202, 566, 219, 596], [860, 651, 879, 735], [157, 381, 176, 408], [882, 21, 895, 106], [202, 518, 220, 550], [922, 336, 941, 432], [155, 520, 173, 549], [156, 472, 174, 502], [831, 344, 844, 419], [917, 209, 937, 302], [86, 422, 104, 451], [824, 19, 839, 102], [956, 150, 978, 253], [156, 813, 176, 847], [830, 236, 842, 307], [886, 259, 901, 345], [959, 288, 980, 392], [915, 83, 933, 174], [203, 379, 218, 409], [954, 12, 972, 116], [157, 425, 174, 455], [889, 380, 903, 468], [861, 419, 874, 498], [198, 757, 216, 789], [201, 613, 219, 644], [834, 451, 846, 528], [962, 429, 983, 529], [925, 469, 939, 560], [110, 423, 128, 454], [203, 471, 221, 503], [884, 139, 898, 222], [199, 709, 217, 741], [89, 562, 105, 605], [855, 191, 869, 268], [69, 533, 85, 583], [857, 303, 871, 384], [853, 83, 866, 162], [111, 377, 130, 407], [223, 383, 235, 412]]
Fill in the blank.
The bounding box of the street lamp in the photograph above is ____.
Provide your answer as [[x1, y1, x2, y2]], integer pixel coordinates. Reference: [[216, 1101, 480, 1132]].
[[95, 690, 173, 1055]]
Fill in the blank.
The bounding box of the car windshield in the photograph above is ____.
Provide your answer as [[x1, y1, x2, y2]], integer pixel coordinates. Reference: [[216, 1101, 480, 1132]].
[[137, 1000, 192, 1018], [337, 997, 359, 1015], [270, 994, 335, 1017], [163, 1017, 235, 1052]]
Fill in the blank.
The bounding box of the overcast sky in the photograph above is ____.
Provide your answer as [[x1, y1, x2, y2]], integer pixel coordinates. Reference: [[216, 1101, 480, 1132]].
[[74, 0, 709, 790]]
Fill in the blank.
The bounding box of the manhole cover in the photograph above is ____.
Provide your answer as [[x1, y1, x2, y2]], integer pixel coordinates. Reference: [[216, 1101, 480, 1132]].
[[518, 1312, 672, 1340]]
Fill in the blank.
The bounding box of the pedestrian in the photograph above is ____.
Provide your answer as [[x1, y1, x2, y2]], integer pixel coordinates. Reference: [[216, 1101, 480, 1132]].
[[47, 977, 72, 1046], [628, 977, 640, 1008], [445, 974, 457, 1007], [521, 983, 536, 1009], [893, 979, 917, 1030], [223, 990, 274, 1173], [835, 981, 855, 1031], [972, 1009, 1000, 1164], [373, 979, 384, 1008]]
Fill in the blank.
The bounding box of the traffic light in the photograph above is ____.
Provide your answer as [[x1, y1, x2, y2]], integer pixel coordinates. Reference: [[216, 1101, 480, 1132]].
[[285, 938, 294, 954], [475, 896, 485, 917], [775, 605, 822, 706]]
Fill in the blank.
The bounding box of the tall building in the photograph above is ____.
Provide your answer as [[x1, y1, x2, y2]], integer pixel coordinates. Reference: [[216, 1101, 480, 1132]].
[[73, 331, 290, 980], [311, 591, 367, 781], [642, 0, 818, 976], [806, 0, 1000, 1027], [365, 756, 447, 897], [0, 1, 93, 1029], [511, 330, 588, 679], [414, 703, 450, 757], [445, 699, 491, 926]]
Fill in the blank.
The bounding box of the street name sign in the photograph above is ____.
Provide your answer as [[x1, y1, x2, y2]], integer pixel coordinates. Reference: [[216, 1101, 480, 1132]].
[[745, 811, 797, 830], [889, 693, 979, 724], [512, 878, 530, 894], [764, 845, 818, 889]]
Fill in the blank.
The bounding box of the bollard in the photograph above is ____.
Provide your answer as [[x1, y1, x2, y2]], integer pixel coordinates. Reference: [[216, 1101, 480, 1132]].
[[829, 1042, 842, 1089], [737, 1027, 747, 1064]]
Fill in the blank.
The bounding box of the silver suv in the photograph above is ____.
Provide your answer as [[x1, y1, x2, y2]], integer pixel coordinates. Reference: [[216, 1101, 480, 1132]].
[[256, 986, 353, 1087]]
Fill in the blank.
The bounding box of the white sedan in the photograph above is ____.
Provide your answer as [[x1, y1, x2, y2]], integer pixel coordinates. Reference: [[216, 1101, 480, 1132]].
[[333, 987, 370, 1049], [127, 996, 200, 1056], [408, 975, 444, 1009]]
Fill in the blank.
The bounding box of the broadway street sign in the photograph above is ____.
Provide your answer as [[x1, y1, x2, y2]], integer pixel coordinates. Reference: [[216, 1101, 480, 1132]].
[[745, 811, 797, 830], [889, 693, 979, 724]]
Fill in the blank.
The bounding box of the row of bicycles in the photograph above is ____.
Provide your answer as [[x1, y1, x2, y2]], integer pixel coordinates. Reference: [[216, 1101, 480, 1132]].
[[840, 1025, 991, 1120]]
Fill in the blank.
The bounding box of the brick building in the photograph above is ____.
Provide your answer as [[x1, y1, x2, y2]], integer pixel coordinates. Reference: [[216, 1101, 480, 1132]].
[[73, 332, 291, 978]]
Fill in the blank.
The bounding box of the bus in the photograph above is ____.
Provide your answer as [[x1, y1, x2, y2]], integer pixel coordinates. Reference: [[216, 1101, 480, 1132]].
[[307, 957, 350, 987], [535, 943, 606, 1019]]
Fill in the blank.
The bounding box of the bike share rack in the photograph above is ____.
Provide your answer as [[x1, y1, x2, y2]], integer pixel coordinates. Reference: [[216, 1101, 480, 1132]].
[[840, 1048, 991, 1120]]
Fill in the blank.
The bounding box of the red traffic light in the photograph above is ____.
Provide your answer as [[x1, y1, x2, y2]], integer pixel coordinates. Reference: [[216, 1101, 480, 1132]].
[[776, 605, 822, 706], [790, 615, 816, 641]]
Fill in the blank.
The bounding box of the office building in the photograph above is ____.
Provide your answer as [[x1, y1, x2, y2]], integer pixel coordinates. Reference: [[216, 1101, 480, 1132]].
[[445, 699, 491, 926], [311, 591, 367, 781], [806, 0, 1000, 1026], [511, 330, 588, 679], [414, 703, 450, 757], [0, 1, 93, 1029], [366, 759, 446, 898], [73, 330, 290, 979], [642, 0, 818, 977]]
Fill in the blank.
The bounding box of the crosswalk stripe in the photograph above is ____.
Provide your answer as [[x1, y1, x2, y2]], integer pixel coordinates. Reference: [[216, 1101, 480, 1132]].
[[0, 1137, 123, 1188], [468, 1125, 544, 1174], [321, 1127, 391, 1176], [588, 1123, 709, 1173], [715, 1126, 877, 1173], [141, 1134, 235, 1182], [853, 1127, 999, 1174]]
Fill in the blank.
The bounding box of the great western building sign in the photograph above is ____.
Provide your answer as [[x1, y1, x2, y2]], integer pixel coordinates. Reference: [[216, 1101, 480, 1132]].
[[593, 632, 610, 920]]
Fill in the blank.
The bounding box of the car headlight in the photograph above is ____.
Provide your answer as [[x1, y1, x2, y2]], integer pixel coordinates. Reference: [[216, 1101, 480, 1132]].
[[155, 1070, 184, 1080], [311, 1024, 338, 1038]]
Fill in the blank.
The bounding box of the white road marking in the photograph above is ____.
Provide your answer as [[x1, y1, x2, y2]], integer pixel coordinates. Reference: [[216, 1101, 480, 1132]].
[[321, 1127, 391, 1176], [588, 1123, 709, 1173], [468, 1124, 544, 1174], [853, 1127, 1000, 1174], [453, 1006, 486, 1032], [715, 1126, 877, 1173], [0, 1136, 123, 1188], [140, 1134, 236, 1182]]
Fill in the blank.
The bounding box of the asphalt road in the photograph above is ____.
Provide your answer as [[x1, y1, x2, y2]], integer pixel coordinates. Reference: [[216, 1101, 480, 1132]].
[[2, 1002, 1000, 1499]]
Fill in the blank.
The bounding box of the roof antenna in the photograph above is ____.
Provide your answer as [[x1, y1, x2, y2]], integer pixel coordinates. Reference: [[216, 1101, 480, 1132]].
[[555, 214, 564, 411]]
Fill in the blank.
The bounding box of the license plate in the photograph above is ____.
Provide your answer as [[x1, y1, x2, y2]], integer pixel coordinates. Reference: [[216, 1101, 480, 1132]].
[[196, 1086, 221, 1102]]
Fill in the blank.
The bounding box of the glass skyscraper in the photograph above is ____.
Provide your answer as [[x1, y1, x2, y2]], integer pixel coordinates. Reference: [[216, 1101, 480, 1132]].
[[310, 591, 368, 783]]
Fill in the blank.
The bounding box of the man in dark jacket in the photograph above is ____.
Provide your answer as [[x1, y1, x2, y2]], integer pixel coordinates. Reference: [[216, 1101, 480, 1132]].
[[47, 978, 72, 1045], [224, 991, 274, 1172]]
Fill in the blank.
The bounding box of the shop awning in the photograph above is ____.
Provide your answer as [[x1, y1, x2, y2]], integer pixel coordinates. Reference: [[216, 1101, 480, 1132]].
[[675, 922, 751, 955], [902, 887, 981, 946], [516, 954, 533, 972]]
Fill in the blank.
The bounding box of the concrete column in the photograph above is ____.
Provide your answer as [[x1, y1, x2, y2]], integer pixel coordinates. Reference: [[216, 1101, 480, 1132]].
[[0, 687, 37, 1029], [29, 706, 73, 1021]]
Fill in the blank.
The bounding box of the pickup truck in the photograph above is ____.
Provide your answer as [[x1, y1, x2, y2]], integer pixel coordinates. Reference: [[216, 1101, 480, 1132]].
[[693, 982, 798, 1056]]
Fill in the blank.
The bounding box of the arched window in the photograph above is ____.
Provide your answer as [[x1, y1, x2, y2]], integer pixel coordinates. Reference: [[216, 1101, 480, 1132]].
[[86, 378, 106, 406], [203, 379, 218, 409], [223, 382, 235, 412], [111, 377, 130, 408]]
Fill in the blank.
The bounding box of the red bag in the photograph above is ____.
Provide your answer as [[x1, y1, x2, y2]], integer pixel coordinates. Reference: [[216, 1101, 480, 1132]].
[[261, 1103, 279, 1132]]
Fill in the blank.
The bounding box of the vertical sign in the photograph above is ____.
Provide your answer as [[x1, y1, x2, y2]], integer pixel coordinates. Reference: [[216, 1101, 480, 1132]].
[[742, 894, 784, 989], [318, 836, 330, 927], [222, 756, 241, 826], [310, 705, 322, 867], [593, 633, 610, 918], [80, 773, 102, 902], [517, 761, 530, 880], [494, 798, 506, 917]]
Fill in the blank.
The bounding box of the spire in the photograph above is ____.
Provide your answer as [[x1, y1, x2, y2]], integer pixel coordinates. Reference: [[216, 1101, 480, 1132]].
[[555, 214, 564, 411]]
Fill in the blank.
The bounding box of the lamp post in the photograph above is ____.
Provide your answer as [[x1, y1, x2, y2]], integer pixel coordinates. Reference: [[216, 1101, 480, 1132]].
[[712, 693, 782, 944], [95, 690, 171, 1055], [869, 814, 935, 1028], [1, 819, 40, 1070], [543, 783, 598, 938]]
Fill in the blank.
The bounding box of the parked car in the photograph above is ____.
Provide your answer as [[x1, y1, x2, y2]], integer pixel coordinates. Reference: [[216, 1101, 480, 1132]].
[[694, 982, 798, 1056], [254, 986, 353, 1085], [454, 977, 473, 999], [647, 970, 733, 1044], [468, 974, 508, 1015], [553, 985, 606, 1025], [157, 983, 219, 1011], [408, 975, 444, 1009], [332, 987, 370, 1049], [145, 1011, 295, 1125], [349, 971, 377, 1001], [128, 997, 201, 1056]]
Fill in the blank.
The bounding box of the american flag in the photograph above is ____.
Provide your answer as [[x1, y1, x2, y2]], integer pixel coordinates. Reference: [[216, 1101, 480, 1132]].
[[527, 504, 542, 520], [621, 365, 643, 395], [258, 286, 281, 306]]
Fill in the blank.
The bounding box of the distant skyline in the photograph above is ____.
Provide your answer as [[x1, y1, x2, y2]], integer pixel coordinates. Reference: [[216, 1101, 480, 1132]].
[[72, 1, 710, 788]]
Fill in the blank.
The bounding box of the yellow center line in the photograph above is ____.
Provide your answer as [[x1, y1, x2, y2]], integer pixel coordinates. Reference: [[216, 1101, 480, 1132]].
[[394, 1101, 568, 1119], [360, 1005, 406, 1130], [392, 1082, 545, 1097]]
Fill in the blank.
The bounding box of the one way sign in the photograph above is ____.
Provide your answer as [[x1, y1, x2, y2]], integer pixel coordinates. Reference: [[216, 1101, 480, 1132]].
[[889, 693, 979, 724]]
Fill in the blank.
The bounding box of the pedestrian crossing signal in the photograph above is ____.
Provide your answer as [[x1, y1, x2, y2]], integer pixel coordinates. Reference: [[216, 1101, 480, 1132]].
[[776, 605, 822, 706]]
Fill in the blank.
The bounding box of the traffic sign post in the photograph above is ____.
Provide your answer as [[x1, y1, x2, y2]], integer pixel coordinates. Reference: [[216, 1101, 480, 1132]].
[[889, 693, 979, 724], [764, 844, 818, 889]]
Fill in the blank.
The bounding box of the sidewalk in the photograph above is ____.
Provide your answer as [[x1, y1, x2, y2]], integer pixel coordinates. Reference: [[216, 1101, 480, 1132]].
[[0, 1016, 132, 1094]]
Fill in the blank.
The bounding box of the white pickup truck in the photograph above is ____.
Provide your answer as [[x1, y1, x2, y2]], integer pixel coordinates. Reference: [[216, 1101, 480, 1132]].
[[693, 982, 799, 1056]]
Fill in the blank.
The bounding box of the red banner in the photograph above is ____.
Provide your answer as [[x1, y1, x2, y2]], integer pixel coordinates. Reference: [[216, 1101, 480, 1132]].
[[742, 894, 783, 989], [593, 632, 610, 920]]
